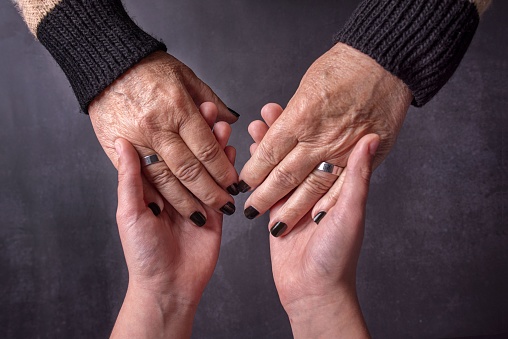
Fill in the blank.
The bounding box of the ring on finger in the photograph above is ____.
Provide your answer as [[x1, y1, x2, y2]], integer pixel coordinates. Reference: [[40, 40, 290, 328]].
[[315, 161, 343, 176], [142, 154, 164, 167]]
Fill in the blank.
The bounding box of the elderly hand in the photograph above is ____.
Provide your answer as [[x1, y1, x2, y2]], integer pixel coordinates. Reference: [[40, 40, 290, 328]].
[[250, 114, 376, 337], [111, 102, 235, 338], [89, 51, 239, 227], [240, 43, 412, 237]]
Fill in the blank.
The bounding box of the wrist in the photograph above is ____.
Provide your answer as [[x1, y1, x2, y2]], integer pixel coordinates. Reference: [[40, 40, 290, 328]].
[[111, 285, 199, 339], [334, 0, 480, 107], [285, 290, 370, 339]]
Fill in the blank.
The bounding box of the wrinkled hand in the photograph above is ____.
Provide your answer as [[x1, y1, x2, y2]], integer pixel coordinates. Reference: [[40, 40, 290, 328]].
[[269, 132, 377, 339], [89, 51, 239, 227], [240, 43, 412, 236], [111, 102, 235, 338]]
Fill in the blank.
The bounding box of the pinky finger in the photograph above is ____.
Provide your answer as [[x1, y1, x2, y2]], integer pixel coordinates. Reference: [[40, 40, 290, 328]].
[[310, 168, 347, 224]]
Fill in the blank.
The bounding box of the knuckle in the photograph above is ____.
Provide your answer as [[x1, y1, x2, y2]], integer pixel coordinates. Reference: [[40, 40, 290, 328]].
[[273, 166, 301, 189], [150, 167, 174, 187], [197, 141, 222, 164], [199, 189, 223, 208], [304, 174, 333, 197], [173, 160, 203, 184], [256, 143, 279, 168]]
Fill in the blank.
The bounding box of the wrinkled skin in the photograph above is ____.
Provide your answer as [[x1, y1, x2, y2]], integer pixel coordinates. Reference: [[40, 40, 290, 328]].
[[240, 43, 413, 236], [90, 51, 239, 227]]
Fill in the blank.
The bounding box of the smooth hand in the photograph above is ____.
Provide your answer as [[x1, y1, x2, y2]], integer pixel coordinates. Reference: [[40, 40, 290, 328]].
[[111, 103, 235, 339], [266, 131, 376, 339], [240, 43, 412, 236], [89, 51, 239, 227]]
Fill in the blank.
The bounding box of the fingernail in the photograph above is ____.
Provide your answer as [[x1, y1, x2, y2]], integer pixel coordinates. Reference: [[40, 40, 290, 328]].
[[270, 222, 287, 238], [237, 181, 251, 193], [190, 211, 207, 227], [369, 137, 380, 156], [148, 202, 161, 216], [220, 202, 236, 216], [244, 206, 259, 219], [227, 183, 239, 196], [227, 107, 240, 118], [313, 211, 326, 224]]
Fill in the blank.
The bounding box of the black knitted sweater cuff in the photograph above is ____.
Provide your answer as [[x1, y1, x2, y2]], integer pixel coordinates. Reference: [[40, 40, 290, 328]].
[[334, 0, 479, 107], [37, 0, 167, 113]]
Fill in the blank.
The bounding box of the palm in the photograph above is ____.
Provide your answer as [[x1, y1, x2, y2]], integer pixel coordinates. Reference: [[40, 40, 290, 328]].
[[121, 191, 223, 303]]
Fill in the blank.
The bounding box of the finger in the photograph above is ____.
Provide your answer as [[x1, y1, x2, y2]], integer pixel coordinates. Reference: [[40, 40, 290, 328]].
[[141, 175, 165, 214], [186, 75, 239, 124], [248, 103, 284, 156], [314, 134, 379, 226], [115, 139, 147, 223], [311, 168, 347, 224], [213, 121, 232, 150], [177, 109, 239, 192], [139, 154, 210, 226], [248, 120, 269, 144], [199, 102, 218, 129], [238, 115, 298, 193], [225, 146, 236, 166], [260, 103, 284, 127], [243, 145, 319, 219], [250, 143, 258, 156], [267, 167, 340, 237]]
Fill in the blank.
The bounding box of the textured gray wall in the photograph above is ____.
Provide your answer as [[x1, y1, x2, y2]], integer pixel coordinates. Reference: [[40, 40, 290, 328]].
[[1, 1, 507, 338]]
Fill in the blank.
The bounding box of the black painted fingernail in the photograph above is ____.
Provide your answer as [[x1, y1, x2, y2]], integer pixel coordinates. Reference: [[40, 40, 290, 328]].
[[227, 183, 239, 196], [270, 222, 288, 238], [313, 211, 326, 224], [148, 202, 161, 216], [227, 107, 240, 118], [190, 211, 207, 227], [244, 206, 259, 219], [237, 180, 251, 193], [220, 202, 236, 216]]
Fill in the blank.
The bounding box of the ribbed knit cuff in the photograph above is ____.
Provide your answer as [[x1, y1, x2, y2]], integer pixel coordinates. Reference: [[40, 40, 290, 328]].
[[334, 0, 479, 107], [37, 0, 167, 113]]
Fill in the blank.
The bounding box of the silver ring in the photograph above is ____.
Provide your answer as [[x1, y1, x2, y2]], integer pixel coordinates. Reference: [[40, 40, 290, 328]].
[[315, 162, 343, 176], [142, 154, 164, 167]]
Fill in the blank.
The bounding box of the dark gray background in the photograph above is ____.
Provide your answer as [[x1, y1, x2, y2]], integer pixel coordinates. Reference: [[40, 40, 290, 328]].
[[1, 1, 507, 338]]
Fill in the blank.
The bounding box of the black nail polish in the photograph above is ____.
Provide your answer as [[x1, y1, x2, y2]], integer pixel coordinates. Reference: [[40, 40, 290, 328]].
[[227, 107, 240, 118], [190, 211, 207, 227], [244, 206, 260, 219], [148, 202, 161, 216], [270, 222, 287, 238], [313, 211, 326, 224], [237, 180, 251, 193], [220, 202, 236, 216], [227, 183, 239, 196]]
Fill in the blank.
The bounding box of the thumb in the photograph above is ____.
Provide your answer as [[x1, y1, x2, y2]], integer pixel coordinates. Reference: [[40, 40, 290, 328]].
[[116, 138, 146, 224], [329, 134, 379, 223]]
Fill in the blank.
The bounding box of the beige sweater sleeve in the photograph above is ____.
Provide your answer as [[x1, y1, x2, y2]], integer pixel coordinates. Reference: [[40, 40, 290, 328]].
[[472, 0, 492, 15], [13, 0, 492, 38], [12, 0, 61, 36]]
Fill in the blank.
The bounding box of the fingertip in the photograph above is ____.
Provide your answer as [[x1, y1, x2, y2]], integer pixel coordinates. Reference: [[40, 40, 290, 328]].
[[261, 103, 284, 126], [199, 102, 218, 128], [248, 120, 269, 144]]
